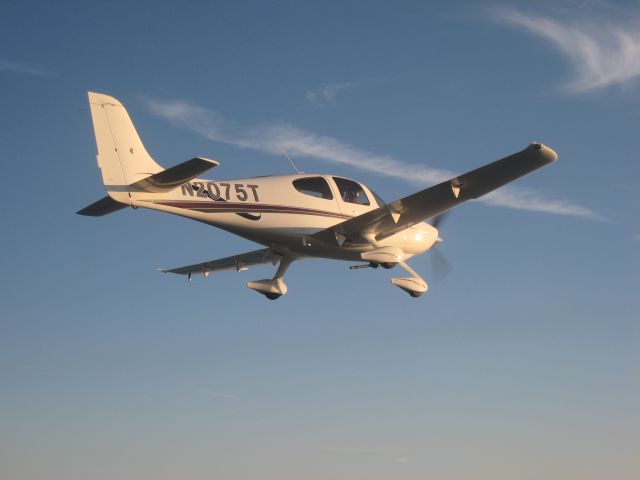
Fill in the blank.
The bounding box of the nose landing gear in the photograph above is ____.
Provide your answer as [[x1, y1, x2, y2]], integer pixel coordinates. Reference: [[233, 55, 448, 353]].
[[391, 261, 428, 298]]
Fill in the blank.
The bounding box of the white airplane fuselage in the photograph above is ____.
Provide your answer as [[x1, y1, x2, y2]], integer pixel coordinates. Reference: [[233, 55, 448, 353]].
[[131, 173, 439, 262], [80, 92, 557, 299]]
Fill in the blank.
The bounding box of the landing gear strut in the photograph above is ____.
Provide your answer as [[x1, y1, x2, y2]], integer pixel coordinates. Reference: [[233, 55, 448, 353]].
[[357, 238, 428, 298], [391, 261, 428, 298], [247, 256, 294, 300]]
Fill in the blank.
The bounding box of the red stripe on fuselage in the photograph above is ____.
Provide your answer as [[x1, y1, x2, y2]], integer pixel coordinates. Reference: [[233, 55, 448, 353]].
[[153, 200, 351, 219]]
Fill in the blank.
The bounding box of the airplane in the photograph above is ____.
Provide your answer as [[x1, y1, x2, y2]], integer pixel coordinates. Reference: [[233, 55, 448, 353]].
[[78, 92, 558, 299]]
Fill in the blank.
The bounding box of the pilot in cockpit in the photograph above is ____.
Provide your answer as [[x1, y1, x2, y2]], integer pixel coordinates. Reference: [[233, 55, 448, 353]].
[[343, 187, 359, 203]]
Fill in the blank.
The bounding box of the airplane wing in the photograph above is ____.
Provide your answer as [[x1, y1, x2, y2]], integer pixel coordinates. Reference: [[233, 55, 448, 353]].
[[160, 248, 282, 277], [313, 143, 558, 245]]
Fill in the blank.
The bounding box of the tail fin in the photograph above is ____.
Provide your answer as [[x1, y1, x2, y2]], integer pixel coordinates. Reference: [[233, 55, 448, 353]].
[[88, 92, 163, 203], [80, 92, 220, 216]]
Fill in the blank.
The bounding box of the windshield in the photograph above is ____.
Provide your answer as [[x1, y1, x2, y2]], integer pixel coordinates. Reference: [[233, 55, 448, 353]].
[[332, 177, 370, 206], [370, 190, 386, 207]]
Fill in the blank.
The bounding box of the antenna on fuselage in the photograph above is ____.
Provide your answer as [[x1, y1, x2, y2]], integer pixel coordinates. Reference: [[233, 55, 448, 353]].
[[283, 150, 304, 175]]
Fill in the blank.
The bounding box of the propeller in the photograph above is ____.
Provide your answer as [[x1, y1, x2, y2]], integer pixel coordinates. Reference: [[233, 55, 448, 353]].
[[430, 211, 448, 231], [428, 212, 453, 281]]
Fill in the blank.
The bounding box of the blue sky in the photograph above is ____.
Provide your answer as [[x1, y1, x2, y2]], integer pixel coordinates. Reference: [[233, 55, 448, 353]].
[[1, 1, 638, 479]]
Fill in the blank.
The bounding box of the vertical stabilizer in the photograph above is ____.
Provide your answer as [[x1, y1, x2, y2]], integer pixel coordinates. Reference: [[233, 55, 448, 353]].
[[88, 92, 163, 203]]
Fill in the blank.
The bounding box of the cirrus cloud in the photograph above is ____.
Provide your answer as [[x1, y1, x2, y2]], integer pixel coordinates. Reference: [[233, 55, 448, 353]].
[[306, 82, 358, 105], [144, 97, 600, 219], [493, 6, 640, 93], [0, 58, 57, 77]]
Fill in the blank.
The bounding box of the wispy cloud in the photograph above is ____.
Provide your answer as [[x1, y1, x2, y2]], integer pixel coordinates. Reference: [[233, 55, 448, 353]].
[[0, 58, 57, 77], [144, 97, 450, 184], [483, 185, 600, 219], [145, 97, 599, 219], [492, 7, 640, 92], [306, 82, 357, 105]]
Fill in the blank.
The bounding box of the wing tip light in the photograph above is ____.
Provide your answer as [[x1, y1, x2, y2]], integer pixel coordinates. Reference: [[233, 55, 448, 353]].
[[529, 142, 558, 164]]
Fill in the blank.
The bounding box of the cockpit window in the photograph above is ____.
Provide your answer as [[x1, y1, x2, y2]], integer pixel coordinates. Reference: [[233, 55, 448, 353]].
[[293, 177, 333, 200], [333, 177, 370, 205]]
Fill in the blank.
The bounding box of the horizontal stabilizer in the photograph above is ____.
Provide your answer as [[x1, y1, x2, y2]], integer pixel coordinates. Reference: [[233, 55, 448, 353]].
[[131, 157, 219, 192], [77, 196, 128, 216]]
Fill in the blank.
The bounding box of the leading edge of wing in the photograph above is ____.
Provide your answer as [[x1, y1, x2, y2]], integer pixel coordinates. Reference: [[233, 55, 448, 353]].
[[160, 248, 278, 276], [313, 142, 557, 245]]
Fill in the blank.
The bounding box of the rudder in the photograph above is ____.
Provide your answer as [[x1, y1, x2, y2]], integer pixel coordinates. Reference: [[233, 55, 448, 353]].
[[88, 92, 163, 203]]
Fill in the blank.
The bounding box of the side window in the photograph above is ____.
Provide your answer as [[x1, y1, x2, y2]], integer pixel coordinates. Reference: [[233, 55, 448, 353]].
[[293, 177, 334, 200], [333, 177, 370, 205]]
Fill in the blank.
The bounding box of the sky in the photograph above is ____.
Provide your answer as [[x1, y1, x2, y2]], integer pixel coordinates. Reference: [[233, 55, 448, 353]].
[[0, 1, 638, 479]]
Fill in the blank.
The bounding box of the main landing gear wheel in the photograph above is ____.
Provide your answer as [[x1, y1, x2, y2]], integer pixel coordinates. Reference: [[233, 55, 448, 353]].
[[247, 255, 293, 300]]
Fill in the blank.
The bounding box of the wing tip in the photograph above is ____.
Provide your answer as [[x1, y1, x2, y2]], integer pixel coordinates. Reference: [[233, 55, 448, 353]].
[[529, 142, 558, 164]]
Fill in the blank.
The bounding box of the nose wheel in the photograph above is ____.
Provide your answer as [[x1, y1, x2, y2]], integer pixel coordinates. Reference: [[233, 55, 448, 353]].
[[391, 261, 428, 298]]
